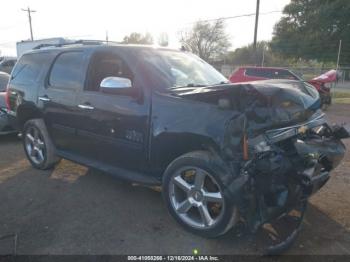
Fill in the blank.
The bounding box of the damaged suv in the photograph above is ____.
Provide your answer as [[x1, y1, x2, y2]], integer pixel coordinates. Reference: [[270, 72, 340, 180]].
[[6, 42, 349, 251]]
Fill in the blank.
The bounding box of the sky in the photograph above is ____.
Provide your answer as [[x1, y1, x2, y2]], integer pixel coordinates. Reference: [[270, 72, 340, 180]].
[[0, 0, 290, 56]]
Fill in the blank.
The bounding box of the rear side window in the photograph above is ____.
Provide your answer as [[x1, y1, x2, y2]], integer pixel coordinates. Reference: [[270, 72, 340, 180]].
[[0, 74, 9, 91], [11, 53, 49, 84], [274, 69, 299, 80], [49, 52, 85, 89], [2, 60, 15, 67], [245, 68, 298, 80], [245, 68, 271, 78]]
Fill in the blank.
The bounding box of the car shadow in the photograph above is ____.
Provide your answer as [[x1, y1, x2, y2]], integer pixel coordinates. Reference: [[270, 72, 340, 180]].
[[1, 164, 350, 255], [212, 202, 350, 255], [0, 133, 19, 144]]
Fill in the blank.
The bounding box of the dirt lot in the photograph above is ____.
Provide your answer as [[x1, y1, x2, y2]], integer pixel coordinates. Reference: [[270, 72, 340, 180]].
[[1, 104, 350, 255]]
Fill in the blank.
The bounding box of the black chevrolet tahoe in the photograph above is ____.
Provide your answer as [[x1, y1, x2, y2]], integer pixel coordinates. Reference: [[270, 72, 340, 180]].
[[6, 41, 349, 252]]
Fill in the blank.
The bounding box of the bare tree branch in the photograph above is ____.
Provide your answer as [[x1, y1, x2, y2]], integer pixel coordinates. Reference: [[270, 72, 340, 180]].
[[179, 20, 231, 61]]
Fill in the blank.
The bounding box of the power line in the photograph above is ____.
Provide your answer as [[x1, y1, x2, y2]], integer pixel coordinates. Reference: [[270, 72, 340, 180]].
[[21, 7, 36, 41], [187, 10, 281, 24]]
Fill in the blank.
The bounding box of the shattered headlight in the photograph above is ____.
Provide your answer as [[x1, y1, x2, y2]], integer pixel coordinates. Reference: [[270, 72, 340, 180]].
[[265, 111, 326, 143], [249, 134, 271, 153]]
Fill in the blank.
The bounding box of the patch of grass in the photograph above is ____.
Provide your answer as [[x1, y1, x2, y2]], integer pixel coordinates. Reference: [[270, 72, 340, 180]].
[[333, 98, 350, 104], [332, 91, 350, 99]]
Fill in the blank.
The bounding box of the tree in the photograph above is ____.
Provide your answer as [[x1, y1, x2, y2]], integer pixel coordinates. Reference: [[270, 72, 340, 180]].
[[270, 0, 350, 65], [158, 32, 169, 47], [122, 32, 154, 45], [225, 41, 288, 66], [179, 19, 231, 62]]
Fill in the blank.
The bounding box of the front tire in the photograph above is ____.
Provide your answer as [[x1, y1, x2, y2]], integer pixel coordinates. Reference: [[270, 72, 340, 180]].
[[23, 119, 60, 170], [162, 151, 238, 238]]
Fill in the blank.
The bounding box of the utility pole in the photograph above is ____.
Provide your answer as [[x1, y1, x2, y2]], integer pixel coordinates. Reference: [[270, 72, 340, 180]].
[[261, 46, 265, 67], [336, 39, 342, 71], [21, 7, 36, 41], [253, 0, 260, 65], [335, 39, 342, 88], [253, 0, 260, 50]]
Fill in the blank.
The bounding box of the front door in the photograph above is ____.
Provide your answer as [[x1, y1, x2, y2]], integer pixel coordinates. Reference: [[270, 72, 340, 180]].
[[74, 50, 150, 172]]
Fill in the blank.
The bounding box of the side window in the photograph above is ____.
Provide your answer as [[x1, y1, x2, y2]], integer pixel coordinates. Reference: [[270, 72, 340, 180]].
[[3, 60, 15, 67], [245, 68, 270, 78], [49, 52, 85, 89], [85, 51, 133, 92], [0, 74, 9, 91], [11, 54, 47, 84], [273, 69, 299, 80]]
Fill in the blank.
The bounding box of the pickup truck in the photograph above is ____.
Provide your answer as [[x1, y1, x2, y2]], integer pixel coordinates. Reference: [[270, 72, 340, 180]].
[[6, 41, 349, 252]]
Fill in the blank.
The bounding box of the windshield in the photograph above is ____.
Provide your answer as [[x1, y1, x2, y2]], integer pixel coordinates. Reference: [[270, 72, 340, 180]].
[[141, 49, 228, 89]]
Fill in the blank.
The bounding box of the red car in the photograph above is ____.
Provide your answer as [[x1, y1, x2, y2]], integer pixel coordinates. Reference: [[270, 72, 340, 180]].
[[229, 67, 334, 106]]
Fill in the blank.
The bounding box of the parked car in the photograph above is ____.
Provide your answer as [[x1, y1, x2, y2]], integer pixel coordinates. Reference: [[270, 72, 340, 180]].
[[229, 66, 333, 106], [0, 72, 15, 134], [0, 57, 17, 74], [6, 42, 349, 252]]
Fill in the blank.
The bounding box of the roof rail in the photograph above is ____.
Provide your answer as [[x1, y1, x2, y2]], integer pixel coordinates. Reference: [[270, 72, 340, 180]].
[[32, 39, 121, 50]]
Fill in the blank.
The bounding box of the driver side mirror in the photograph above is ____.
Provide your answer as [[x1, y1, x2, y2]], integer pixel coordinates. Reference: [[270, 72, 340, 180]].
[[100, 77, 136, 96]]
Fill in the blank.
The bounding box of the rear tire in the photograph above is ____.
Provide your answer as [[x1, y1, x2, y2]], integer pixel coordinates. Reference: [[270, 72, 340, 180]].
[[162, 151, 238, 238], [23, 119, 60, 170]]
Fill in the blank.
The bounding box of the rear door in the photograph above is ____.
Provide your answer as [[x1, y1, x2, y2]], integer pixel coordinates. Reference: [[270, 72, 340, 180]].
[[39, 50, 89, 154]]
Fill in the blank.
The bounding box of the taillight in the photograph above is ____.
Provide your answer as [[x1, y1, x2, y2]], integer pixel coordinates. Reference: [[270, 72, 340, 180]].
[[5, 85, 11, 110]]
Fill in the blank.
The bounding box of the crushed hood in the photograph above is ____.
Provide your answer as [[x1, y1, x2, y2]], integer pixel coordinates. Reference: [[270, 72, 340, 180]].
[[171, 79, 321, 134]]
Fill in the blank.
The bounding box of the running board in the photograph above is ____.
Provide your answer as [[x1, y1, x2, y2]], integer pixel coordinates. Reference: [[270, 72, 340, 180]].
[[56, 150, 160, 186]]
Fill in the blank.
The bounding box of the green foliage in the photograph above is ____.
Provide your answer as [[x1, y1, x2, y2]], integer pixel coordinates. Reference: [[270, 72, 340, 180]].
[[122, 32, 154, 45], [270, 0, 350, 65], [225, 41, 285, 66], [179, 19, 231, 62]]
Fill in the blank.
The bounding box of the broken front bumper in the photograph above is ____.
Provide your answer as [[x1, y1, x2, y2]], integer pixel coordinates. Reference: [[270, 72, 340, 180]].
[[240, 111, 348, 232], [294, 137, 345, 195], [263, 111, 346, 195]]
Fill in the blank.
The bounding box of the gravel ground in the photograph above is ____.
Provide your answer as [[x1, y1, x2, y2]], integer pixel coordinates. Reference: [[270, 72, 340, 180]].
[[0, 104, 350, 255]]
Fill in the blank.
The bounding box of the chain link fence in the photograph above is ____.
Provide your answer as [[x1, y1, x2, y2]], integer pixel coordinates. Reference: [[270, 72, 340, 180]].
[[218, 64, 350, 89]]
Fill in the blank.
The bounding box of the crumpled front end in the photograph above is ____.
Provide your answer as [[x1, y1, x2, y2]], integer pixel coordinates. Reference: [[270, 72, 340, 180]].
[[174, 80, 347, 252], [226, 111, 348, 253]]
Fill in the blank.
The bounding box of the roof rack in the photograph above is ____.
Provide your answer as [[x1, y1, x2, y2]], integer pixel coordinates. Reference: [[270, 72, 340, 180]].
[[32, 39, 121, 50]]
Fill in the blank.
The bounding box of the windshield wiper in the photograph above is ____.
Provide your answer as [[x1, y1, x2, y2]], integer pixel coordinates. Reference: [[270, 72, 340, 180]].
[[186, 83, 208, 87], [214, 81, 230, 85], [170, 83, 208, 89]]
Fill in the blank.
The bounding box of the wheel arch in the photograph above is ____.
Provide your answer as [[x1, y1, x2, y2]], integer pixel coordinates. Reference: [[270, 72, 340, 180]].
[[17, 102, 43, 130], [150, 133, 222, 176]]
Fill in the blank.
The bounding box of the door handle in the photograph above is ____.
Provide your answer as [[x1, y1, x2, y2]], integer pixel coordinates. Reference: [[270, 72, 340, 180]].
[[78, 104, 94, 110], [38, 96, 51, 102]]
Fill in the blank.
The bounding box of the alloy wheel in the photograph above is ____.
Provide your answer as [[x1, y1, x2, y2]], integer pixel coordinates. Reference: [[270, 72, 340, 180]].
[[24, 126, 46, 165], [169, 166, 225, 229]]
